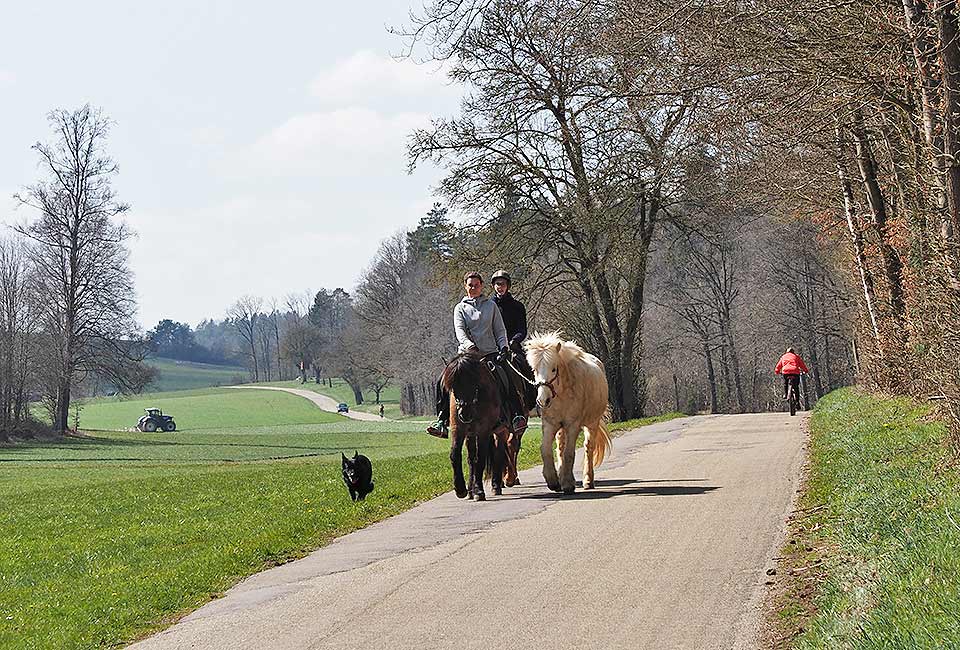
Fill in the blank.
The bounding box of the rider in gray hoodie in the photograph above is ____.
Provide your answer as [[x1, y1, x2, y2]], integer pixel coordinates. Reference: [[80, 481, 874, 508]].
[[427, 272, 527, 438], [454, 291, 508, 354]]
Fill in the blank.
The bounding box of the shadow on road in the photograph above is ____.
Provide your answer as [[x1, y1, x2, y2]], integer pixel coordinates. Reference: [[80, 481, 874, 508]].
[[515, 478, 719, 500]]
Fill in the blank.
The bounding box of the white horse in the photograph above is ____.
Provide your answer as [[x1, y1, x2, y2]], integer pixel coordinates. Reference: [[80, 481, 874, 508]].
[[524, 332, 612, 493]]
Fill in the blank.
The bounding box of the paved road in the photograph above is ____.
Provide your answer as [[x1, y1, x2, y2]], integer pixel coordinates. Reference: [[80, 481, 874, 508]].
[[130, 412, 806, 650], [228, 385, 384, 421]]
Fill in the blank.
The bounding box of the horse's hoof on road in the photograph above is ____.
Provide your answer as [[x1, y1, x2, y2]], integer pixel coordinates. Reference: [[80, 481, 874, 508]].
[[455, 487, 468, 499], [583, 481, 594, 490], [562, 485, 576, 495], [547, 482, 561, 492], [514, 477, 521, 485], [494, 486, 502, 496], [476, 492, 486, 501]]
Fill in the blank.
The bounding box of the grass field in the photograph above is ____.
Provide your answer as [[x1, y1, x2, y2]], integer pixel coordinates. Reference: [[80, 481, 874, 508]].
[[775, 388, 960, 648], [1, 386, 683, 650], [146, 358, 247, 393]]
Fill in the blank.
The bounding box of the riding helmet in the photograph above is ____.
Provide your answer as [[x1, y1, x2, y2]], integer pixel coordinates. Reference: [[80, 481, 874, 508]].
[[491, 269, 511, 286]]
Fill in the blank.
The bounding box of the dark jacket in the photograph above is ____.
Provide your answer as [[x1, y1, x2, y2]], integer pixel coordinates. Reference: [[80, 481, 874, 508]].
[[493, 292, 527, 348]]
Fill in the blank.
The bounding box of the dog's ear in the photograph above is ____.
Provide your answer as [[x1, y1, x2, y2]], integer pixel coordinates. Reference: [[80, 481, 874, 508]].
[[341, 452, 348, 462], [354, 451, 358, 458]]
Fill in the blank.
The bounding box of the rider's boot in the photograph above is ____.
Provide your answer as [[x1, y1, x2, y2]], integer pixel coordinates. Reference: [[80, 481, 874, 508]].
[[426, 419, 449, 438]]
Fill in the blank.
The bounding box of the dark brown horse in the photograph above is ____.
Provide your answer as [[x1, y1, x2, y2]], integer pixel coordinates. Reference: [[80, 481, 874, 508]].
[[501, 350, 538, 487], [442, 352, 508, 501]]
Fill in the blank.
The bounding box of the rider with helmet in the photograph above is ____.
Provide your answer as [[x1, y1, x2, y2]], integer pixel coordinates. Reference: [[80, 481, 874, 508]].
[[427, 271, 528, 438], [775, 347, 810, 401], [490, 269, 537, 407], [490, 270, 527, 352]]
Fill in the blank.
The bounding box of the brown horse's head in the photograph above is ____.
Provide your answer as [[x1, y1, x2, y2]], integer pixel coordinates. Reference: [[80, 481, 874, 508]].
[[443, 352, 492, 425]]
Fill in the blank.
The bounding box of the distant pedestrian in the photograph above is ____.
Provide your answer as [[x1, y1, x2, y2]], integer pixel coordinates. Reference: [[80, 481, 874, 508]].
[[379, 403, 384, 418]]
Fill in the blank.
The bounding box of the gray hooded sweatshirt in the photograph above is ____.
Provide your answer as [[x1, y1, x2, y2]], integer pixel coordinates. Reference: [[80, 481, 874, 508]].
[[454, 294, 508, 354]]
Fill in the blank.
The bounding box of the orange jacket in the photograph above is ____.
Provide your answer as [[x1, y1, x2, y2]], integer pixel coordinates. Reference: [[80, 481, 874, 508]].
[[775, 352, 809, 375]]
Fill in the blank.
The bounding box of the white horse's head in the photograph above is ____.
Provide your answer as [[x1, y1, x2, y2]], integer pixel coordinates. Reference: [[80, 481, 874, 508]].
[[524, 332, 567, 409]]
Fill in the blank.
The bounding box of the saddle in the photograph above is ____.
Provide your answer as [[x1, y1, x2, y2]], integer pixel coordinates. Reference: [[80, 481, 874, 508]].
[[482, 352, 524, 432]]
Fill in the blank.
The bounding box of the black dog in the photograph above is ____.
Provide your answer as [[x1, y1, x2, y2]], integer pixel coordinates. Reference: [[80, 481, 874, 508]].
[[341, 452, 374, 502]]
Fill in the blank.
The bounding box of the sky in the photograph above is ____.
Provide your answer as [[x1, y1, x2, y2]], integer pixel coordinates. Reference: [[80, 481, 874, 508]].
[[0, 1, 463, 329]]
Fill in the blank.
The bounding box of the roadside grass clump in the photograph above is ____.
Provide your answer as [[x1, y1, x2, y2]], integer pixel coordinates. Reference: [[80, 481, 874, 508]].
[[779, 388, 960, 648]]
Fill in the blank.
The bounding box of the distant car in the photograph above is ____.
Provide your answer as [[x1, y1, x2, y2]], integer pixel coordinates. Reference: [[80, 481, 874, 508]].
[[137, 408, 176, 432], [337, 402, 349, 414]]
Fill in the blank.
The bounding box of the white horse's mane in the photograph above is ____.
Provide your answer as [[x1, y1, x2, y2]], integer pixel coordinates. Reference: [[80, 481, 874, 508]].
[[525, 331, 588, 369]]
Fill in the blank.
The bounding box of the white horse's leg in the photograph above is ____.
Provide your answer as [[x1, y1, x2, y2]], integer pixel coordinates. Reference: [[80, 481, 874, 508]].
[[541, 418, 561, 492], [559, 422, 580, 494], [583, 425, 595, 490]]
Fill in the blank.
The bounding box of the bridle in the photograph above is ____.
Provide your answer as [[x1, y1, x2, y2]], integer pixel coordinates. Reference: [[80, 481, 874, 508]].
[[504, 355, 560, 401], [454, 385, 480, 423]]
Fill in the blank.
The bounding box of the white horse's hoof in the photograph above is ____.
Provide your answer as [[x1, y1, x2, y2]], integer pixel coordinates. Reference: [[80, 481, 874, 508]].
[[583, 481, 594, 490]]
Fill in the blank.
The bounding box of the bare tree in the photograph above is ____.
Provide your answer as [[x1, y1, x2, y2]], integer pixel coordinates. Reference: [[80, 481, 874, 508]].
[[407, 0, 712, 418], [228, 296, 262, 382], [0, 235, 36, 439], [14, 106, 143, 433]]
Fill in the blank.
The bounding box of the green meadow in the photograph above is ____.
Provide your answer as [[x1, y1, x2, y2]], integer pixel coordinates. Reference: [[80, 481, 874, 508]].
[[146, 358, 247, 393], [1, 385, 682, 649]]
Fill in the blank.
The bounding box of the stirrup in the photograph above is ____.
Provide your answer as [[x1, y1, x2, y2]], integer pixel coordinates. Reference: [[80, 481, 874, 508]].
[[426, 421, 449, 438]]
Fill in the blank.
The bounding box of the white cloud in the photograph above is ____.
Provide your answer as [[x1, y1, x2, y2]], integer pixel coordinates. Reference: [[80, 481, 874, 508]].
[[0, 70, 15, 87], [130, 190, 442, 327], [235, 107, 431, 179], [308, 50, 456, 108]]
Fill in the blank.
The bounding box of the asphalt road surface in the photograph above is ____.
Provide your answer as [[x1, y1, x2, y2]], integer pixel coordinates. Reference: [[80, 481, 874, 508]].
[[131, 412, 806, 650]]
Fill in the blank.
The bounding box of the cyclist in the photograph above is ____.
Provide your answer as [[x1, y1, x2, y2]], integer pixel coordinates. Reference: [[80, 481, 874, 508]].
[[775, 347, 810, 402]]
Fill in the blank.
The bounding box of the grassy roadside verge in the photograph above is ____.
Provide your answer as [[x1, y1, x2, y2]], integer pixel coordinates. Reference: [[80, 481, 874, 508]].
[[770, 388, 960, 648]]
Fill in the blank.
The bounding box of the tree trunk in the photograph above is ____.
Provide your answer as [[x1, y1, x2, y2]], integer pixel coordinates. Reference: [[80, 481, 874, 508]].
[[350, 382, 364, 405], [837, 129, 883, 346], [704, 339, 719, 414], [938, 1, 960, 256], [55, 378, 71, 433], [673, 373, 680, 413], [851, 109, 907, 321]]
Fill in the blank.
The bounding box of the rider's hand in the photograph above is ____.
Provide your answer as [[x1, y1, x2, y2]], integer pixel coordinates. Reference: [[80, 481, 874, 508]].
[[498, 346, 512, 363]]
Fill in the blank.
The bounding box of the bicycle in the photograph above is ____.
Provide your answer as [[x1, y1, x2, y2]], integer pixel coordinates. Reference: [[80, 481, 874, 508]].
[[785, 375, 802, 416]]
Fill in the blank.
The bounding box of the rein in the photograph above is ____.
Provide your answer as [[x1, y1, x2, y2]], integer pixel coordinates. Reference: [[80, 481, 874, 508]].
[[504, 355, 559, 400]]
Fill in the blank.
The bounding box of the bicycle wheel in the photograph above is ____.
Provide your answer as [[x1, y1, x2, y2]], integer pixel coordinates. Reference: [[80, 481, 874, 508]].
[[788, 385, 797, 416]]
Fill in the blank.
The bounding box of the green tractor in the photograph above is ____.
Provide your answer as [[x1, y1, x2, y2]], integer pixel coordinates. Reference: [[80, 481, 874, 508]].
[[137, 408, 176, 433]]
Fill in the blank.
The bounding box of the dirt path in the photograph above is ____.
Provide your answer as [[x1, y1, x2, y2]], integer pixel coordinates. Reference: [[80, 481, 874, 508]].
[[227, 385, 384, 422], [131, 412, 805, 650]]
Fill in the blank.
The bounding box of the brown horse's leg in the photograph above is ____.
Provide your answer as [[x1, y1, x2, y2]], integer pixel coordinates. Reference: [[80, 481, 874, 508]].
[[450, 392, 468, 499], [469, 432, 486, 501], [491, 428, 505, 496], [466, 433, 478, 500]]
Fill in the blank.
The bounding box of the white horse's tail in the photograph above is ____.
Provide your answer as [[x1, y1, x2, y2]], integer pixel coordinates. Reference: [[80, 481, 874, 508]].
[[588, 412, 613, 468]]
